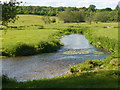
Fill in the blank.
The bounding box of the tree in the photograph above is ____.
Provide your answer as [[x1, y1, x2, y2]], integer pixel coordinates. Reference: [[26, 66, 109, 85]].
[[41, 16, 51, 24], [93, 11, 109, 22], [80, 7, 88, 11], [86, 11, 94, 24], [104, 8, 112, 11], [51, 18, 56, 23], [100, 8, 112, 11], [0, 2, 2, 22], [58, 10, 85, 23], [108, 11, 118, 22], [88, 5, 96, 12], [87, 5, 96, 24], [2, 0, 22, 26], [115, 5, 120, 10]]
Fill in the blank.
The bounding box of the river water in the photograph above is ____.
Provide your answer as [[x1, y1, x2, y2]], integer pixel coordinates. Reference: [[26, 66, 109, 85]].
[[2, 34, 109, 82]]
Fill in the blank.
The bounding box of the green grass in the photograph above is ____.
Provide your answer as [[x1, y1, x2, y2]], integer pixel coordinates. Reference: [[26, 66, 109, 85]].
[[2, 15, 118, 49], [91, 28, 118, 40], [3, 70, 119, 88], [1, 29, 62, 56], [1, 15, 64, 56], [85, 27, 118, 54], [2, 30, 58, 48], [1, 14, 119, 88]]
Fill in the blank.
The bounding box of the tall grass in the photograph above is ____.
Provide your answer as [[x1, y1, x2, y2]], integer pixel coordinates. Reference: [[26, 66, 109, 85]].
[[85, 27, 118, 55]]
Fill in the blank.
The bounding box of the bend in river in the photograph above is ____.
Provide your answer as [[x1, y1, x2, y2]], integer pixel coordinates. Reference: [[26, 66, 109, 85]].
[[2, 34, 109, 82]]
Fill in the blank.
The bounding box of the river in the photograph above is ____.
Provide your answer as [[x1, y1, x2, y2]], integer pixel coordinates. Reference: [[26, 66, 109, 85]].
[[2, 34, 109, 82]]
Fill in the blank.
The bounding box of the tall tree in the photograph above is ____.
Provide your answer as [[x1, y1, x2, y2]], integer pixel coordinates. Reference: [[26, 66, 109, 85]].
[[0, 1, 2, 22], [88, 5, 96, 12], [115, 5, 120, 10], [104, 8, 112, 11], [93, 11, 109, 22], [87, 5, 96, 24], [41, 16, 51, 24], [2, 0, 22, 26]]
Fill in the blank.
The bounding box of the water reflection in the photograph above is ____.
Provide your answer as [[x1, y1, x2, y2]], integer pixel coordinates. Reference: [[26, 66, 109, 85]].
[[60, 34, 91, 49]]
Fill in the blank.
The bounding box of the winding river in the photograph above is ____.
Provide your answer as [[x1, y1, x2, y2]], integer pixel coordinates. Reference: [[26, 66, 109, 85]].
[[2, 34, 109, 82]]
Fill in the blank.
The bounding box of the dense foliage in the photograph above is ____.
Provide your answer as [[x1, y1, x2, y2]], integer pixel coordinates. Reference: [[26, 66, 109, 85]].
[[93, 11, 118, 22], [58, 10, 85, 23], [1, 0, 22, 26], [16, 5, 119, 23]]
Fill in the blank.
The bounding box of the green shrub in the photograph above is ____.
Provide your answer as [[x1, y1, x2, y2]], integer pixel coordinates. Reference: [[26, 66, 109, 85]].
[[2, 75, 16, 85], [2, 43, 37, 56], [51, 18, 56, 23], [14, 43, 37, 56], [37, 40, 61, 53], [70, 60, 104, 73], [38, 25, 44, 29]]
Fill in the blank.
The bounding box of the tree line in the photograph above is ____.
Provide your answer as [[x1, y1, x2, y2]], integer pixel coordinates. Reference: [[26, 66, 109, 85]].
[[1, 0, 120, 26], [10, 4, 120, 23], [17, 5, 119, 16]]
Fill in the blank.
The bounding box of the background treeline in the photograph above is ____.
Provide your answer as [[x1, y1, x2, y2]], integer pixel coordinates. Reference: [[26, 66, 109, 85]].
[[17, 5, 119, 23], [18, 6, 68, 16]]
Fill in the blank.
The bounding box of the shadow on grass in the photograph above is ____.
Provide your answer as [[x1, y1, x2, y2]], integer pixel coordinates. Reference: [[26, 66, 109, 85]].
[[2, 70, 119, 88]]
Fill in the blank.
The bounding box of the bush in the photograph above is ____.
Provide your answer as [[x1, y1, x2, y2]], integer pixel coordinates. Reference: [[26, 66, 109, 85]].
[[13, 43, 37, 56], [93, 11, 109, 22], [2, 43, 37, 56], [51, 18, 56, 23], [70, 60, 104, 73], [37, 40, 61, 53], [2, 32, 63, 57], [41, 16, 51, 24], [2, 75, 16, 85], [38, 25, 44, 29]]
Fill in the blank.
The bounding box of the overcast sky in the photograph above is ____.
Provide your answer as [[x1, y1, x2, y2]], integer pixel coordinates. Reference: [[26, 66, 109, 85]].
[[1, 0, 120, 9]]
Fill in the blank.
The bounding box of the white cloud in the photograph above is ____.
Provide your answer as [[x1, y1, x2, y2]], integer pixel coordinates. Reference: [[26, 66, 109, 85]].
[[1, 0, 120, 9]]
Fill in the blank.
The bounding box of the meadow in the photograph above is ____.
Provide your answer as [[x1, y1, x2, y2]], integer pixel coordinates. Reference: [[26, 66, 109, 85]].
[[1, 15, 119, 88], [1, 15, 118, 56]]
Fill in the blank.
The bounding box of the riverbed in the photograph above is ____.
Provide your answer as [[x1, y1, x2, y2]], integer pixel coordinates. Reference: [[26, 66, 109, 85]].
[[2, 34, 109, 82]]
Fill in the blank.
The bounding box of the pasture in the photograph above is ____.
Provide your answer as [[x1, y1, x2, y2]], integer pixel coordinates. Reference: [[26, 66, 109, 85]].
[[1, 15, 118, 56]]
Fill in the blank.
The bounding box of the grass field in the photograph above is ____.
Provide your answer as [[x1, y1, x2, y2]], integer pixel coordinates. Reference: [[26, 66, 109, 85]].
[[1, 15, 118, 56], [1, 15, 118, 54], [1, 15, 119, 88], [2, 30, 58, 49]]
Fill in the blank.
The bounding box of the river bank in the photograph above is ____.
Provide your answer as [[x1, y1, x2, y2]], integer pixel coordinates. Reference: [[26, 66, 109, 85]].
[[2, 34, 109, 81], [1, 15, 119, 88], [2, 32, 119, 88]]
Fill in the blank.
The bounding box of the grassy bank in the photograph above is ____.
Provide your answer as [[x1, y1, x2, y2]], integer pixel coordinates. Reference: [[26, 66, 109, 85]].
[[85, 27, 118, 55], [2, 55, 119, 88], [2, 30, 62, 56], [2, 67, 119, 88], [1, 15, 118, 57], [2, 15, 119, 88], [1, 15, 89, 57], [1, 15, 62, 57]]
